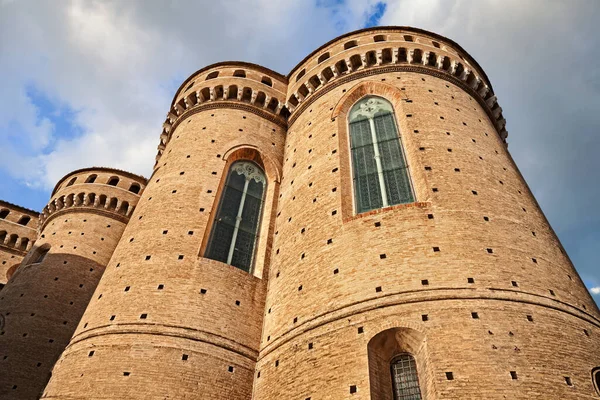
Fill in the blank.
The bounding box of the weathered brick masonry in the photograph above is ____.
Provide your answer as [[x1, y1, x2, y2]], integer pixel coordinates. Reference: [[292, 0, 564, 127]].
[[1, 26, 599, 400]]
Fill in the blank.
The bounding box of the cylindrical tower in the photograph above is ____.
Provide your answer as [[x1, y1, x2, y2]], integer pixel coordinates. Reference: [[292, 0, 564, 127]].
[[252, 27, 600, 399], [43, 63, 287, 399], [0, 200, 39, 289], [0, 168, 145, 399]]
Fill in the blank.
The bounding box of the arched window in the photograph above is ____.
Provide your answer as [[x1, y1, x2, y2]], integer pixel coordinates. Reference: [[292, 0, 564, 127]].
[[32, 245, 50, 264], [66, 177, 77, 186], [0, 209, 9, 219], [129, 183, 141, 194], [107, 177, 119, 186], [206, 161, 266, 273], [17, 216, 31, 226], [348, 96, 414, 213], [85, 174, 97, 183], [391, 354, 422, 400]]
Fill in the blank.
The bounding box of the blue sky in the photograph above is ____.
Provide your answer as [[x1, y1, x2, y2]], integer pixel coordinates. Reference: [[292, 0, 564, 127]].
[[0, 0, 598, 303]]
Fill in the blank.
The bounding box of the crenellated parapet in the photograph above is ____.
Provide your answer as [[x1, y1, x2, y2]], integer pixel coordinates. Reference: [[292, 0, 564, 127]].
[[40, 167, 146, 228], [155, 62, 289, 167], [285, 26, 507, 142]]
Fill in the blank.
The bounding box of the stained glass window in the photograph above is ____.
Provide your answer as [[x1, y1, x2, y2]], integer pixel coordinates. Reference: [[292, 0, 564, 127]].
[[391, 354, 422, 400], [206, 161, 266, 273], [349, 96, 414, 213]]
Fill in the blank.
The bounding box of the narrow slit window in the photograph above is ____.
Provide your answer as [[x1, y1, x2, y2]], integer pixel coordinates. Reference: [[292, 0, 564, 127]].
[[349, 96, 414, 213], [391, 354, 422, 399], [205, 161, 266, 273]]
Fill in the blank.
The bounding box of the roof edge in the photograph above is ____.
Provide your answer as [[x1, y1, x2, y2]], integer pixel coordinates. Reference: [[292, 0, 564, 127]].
[[287, 26, 493, 92], [51, 167, 148, 197], [170, 61, 288, 107], [0, 199, 40, 216]]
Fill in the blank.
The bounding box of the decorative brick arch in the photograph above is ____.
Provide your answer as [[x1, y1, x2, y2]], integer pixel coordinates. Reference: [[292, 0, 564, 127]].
[[367, 326, 430, 400], [331, 80, 408, 120]]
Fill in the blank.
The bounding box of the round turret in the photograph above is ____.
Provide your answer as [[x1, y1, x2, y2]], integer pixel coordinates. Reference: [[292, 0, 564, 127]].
[[0, 167, 145, 399], [42, 63, 286, 399]]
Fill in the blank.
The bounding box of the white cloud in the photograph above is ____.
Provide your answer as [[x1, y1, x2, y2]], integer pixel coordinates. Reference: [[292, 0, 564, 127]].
[[591, 287, 600, 295], [0, 0, 378, 190]]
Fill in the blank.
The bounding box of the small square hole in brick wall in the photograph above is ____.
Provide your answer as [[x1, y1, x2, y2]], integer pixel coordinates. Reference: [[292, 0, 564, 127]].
[[298, 285, 303, 291], [424, 166, 432, 171], [527, 315, 534, 322], [123, 372, 131, 376], [333, 268, 339, 274], [332, 210, 337, 215], [375, 286, 382, 293], [140, 313, 147, 319], [182, 354, 188, 361], [157, 284, 164, 290], [162, 230, 168, 234], [427, 214, 434, 219], [327, 238, 332, 244], [332, 187, 337, 192], [549, 289, 555, 296], [88, 350, 94, 357], [419, 147, 425, 151], [178, 255, 184, 260], [358, 326, 364, 334], [510, 371, 518, 380], [472, 190, 478, 195], [145, 256, 151, 261], [447, 148, 452, 152], [293, 317, 298, 323], [332, 168, 338, 173], [308, 342, 313, 349], [471, 312, 479, 319], [301, 253, 305, 259], [235, 300, 241, 306], [531, 258, 537, 263], [467, 277, 475, 284], [454, 168, 460, 172], [110, 315, 115, 321], [432, 247, 440, 252], [200, 288, 207, 294], [421, 279, 429, 286], [350, 385, 357, 394], [532, 231, 536, 236], [228, 366, 235, 373], [584, 329, 590, 336], [413, 130, 419, 133], [483, 216, 489, 221], [486, 248, 493, 254], [200, 208, 205, 212], [564, 376, 573, 386], [380, 254, 386, 259], [432, 188, 439, 192], [446, 372, 454, 380], [512, 281, 518, 287], [124, 286, 130, 292], [407, 114, 413, 118], [172, 190, 177, 194], [422, 314, 429, 321], [188, 231, 194, 235], [275, 360, 279, 367]]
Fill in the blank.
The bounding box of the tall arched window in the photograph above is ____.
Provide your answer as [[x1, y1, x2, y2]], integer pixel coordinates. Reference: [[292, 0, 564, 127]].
[[391, 354, 422, 400], [349, 96, 414, 213], [206, 161, 266, 273]]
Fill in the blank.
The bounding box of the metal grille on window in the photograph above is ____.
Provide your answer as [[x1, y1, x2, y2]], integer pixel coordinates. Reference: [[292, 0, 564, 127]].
[[349, 96, 414, 213], [206, 161, 266, 273], [391, 354, 422, 400]]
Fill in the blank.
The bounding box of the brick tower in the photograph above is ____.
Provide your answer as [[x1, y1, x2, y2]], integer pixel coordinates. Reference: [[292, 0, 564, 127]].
[[38, 27, 600, 399], [0, 168, 145, 398]]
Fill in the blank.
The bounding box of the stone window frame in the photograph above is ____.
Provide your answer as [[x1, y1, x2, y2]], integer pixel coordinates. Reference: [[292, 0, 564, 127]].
[[332, 81, 425, 221], [199, 146, 281, 279]]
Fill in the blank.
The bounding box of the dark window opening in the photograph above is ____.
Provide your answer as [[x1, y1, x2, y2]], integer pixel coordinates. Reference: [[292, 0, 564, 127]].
[[206, 71, 219, 80], [107, 177, 119, 186], [129, 183, 141, 194], [261, 77, 272, 87], [317, 52, 330, 63], [296, 69, 306, 82], [205, 161, 266, 273], [17, 216, 31, 226], [344, 40, 358, 50], [85, 174, 97, 184], [374, 35, 386, 42], [233, 70, 246, 78]]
